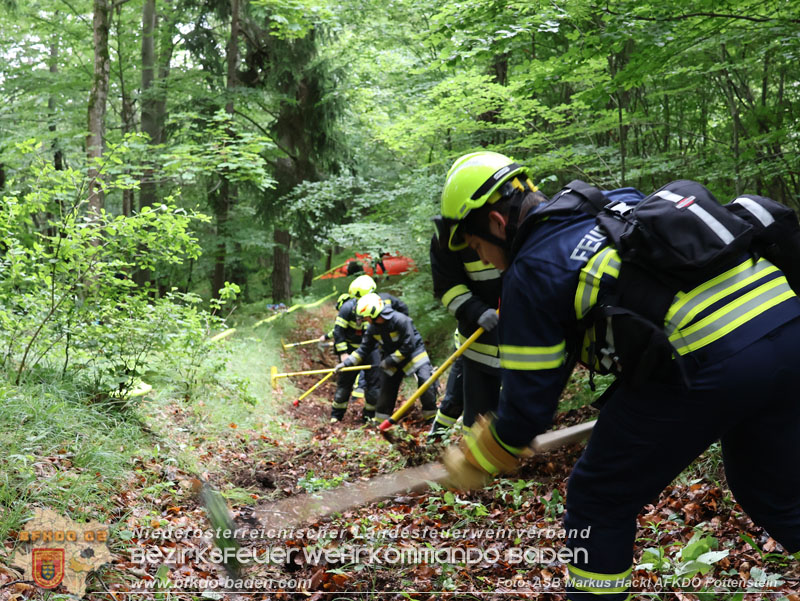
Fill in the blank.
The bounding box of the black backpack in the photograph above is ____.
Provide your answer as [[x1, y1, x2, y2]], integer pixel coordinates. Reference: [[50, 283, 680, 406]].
[[523, 179, 800, 388]]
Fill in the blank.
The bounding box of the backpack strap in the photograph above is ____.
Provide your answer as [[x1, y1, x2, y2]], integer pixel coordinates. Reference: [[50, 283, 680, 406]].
[[510, 180, 607, 259], [562, 180, 608, 214]]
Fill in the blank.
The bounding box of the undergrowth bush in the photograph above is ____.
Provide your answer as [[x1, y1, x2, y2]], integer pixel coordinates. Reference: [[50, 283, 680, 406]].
[[0, 140, 236, 404]]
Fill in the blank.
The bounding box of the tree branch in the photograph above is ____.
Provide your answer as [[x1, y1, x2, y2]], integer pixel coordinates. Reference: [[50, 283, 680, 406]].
[[602, 8, 800, 24]]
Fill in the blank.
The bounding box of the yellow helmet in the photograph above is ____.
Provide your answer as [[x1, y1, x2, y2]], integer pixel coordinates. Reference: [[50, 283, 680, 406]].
[[439, 151, 536, 250], [349, 274, 377, 298], [356, 293, 384, 319]]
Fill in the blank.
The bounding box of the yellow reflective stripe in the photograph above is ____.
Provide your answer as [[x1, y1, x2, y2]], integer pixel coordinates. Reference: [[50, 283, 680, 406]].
[[463, 259, 501, 281], [403, 350, 429, 374], [435, 411, 458, 427], [574, 247, 620, 320], [465, 435, 500, 474], [335, 342, 348, 352], [665, 258, 777, 332], [489, 422, 525, 456], [464, 259, 495, 272], [442, 284, 473, 312], [392, 350, 405, 362], [567, 564, 632, 593], [500, 341, 566, 370], [351, 389, 365, 399], [335, 316, 348, 328], [670, 277, 795, 355], [457, 332, 499, 356], [350, 351, 363, 364]]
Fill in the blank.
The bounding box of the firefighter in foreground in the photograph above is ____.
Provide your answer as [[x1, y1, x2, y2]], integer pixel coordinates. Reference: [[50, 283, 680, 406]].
[[438, 151, 800, 599], [336, 292, 437, 424]]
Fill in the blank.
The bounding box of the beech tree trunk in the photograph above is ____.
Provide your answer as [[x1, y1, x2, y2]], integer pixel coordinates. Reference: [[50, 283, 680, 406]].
[[272, 229, 292, 302], [211, 0, 240, 299], [87, 0, 110, 219]]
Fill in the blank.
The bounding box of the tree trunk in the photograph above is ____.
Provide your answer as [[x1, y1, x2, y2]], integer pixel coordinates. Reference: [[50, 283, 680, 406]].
[[302, 267, 313, 290], [117, 3, 134, 217], [272, 229, 292, 302], [211, 0, 240, 300], [49, 36, 64, 172], [87, 0, 110, 219], [140, 0, 157, 211]]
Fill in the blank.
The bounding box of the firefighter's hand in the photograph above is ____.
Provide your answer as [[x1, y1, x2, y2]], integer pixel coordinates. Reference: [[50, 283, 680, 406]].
[[334, 357, 352, 373], [318, 334, 327, 342], [379, 357, 395, 373], [477, 309, 499, 332], [441, 415, 523, 490]]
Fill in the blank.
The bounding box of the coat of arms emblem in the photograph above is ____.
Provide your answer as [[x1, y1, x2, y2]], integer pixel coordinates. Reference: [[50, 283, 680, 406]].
[[32, 548, 65, 589]]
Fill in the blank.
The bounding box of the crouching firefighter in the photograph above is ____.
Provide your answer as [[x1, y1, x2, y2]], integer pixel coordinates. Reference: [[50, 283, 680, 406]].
[[337, 293, 438, 424], [438, 151, 800, 600], [329, 290, 379, 422]]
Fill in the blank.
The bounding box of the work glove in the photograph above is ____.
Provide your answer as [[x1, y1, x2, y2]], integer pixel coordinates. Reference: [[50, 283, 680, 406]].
[[442, 415, 526, 490], [379, 357, 395, 374], [334, 357, 353, 373], [477, 309, 499, 332]]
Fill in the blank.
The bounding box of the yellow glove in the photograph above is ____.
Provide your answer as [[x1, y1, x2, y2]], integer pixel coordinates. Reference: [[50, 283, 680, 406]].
[[441, 415, 527, 490]]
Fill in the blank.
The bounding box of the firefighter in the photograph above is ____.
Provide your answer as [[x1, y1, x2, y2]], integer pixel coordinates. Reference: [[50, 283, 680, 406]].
[[320, 293, 353, 344], [430, 206, 528, 434], [329, 276, 410, 421], [336, 293, 437, 424], [438, 151, 800, 600], [329, 285, 378, 422], [348, 274, 410, 317]]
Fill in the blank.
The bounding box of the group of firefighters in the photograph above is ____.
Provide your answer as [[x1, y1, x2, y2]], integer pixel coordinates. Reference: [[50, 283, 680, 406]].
[[300, 151, 800, 600]]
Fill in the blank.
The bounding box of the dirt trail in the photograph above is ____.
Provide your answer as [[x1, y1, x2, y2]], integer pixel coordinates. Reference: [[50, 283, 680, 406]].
[[95, 304, 800, 600]]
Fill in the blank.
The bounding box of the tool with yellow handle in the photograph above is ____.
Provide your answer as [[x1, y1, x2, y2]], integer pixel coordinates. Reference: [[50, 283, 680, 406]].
[[292, 370, 336, 406], [270, 364, 373, 389], [281, 337, 331, 351], [378, 325, 485, 432]]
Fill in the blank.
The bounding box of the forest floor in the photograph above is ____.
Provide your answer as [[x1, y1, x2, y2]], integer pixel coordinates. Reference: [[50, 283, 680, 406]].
[[1, 303, 799, 600]]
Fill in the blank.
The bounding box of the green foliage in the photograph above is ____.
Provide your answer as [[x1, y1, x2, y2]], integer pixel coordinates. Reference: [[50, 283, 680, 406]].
[[638, 531, 732, 589], [297, 470, 349, 492], [0, 142, 223, 401]]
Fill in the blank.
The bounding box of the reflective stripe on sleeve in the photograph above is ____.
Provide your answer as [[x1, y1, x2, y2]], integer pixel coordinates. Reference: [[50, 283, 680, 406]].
[[335, 316, 348, 328], [335, 342, 348, 352], [403, 350, 429, 375], [463, 259, 502, 282], [500, 341, 566, 370], [392, 349, 405, 363], [442, 284, 473, 314]]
